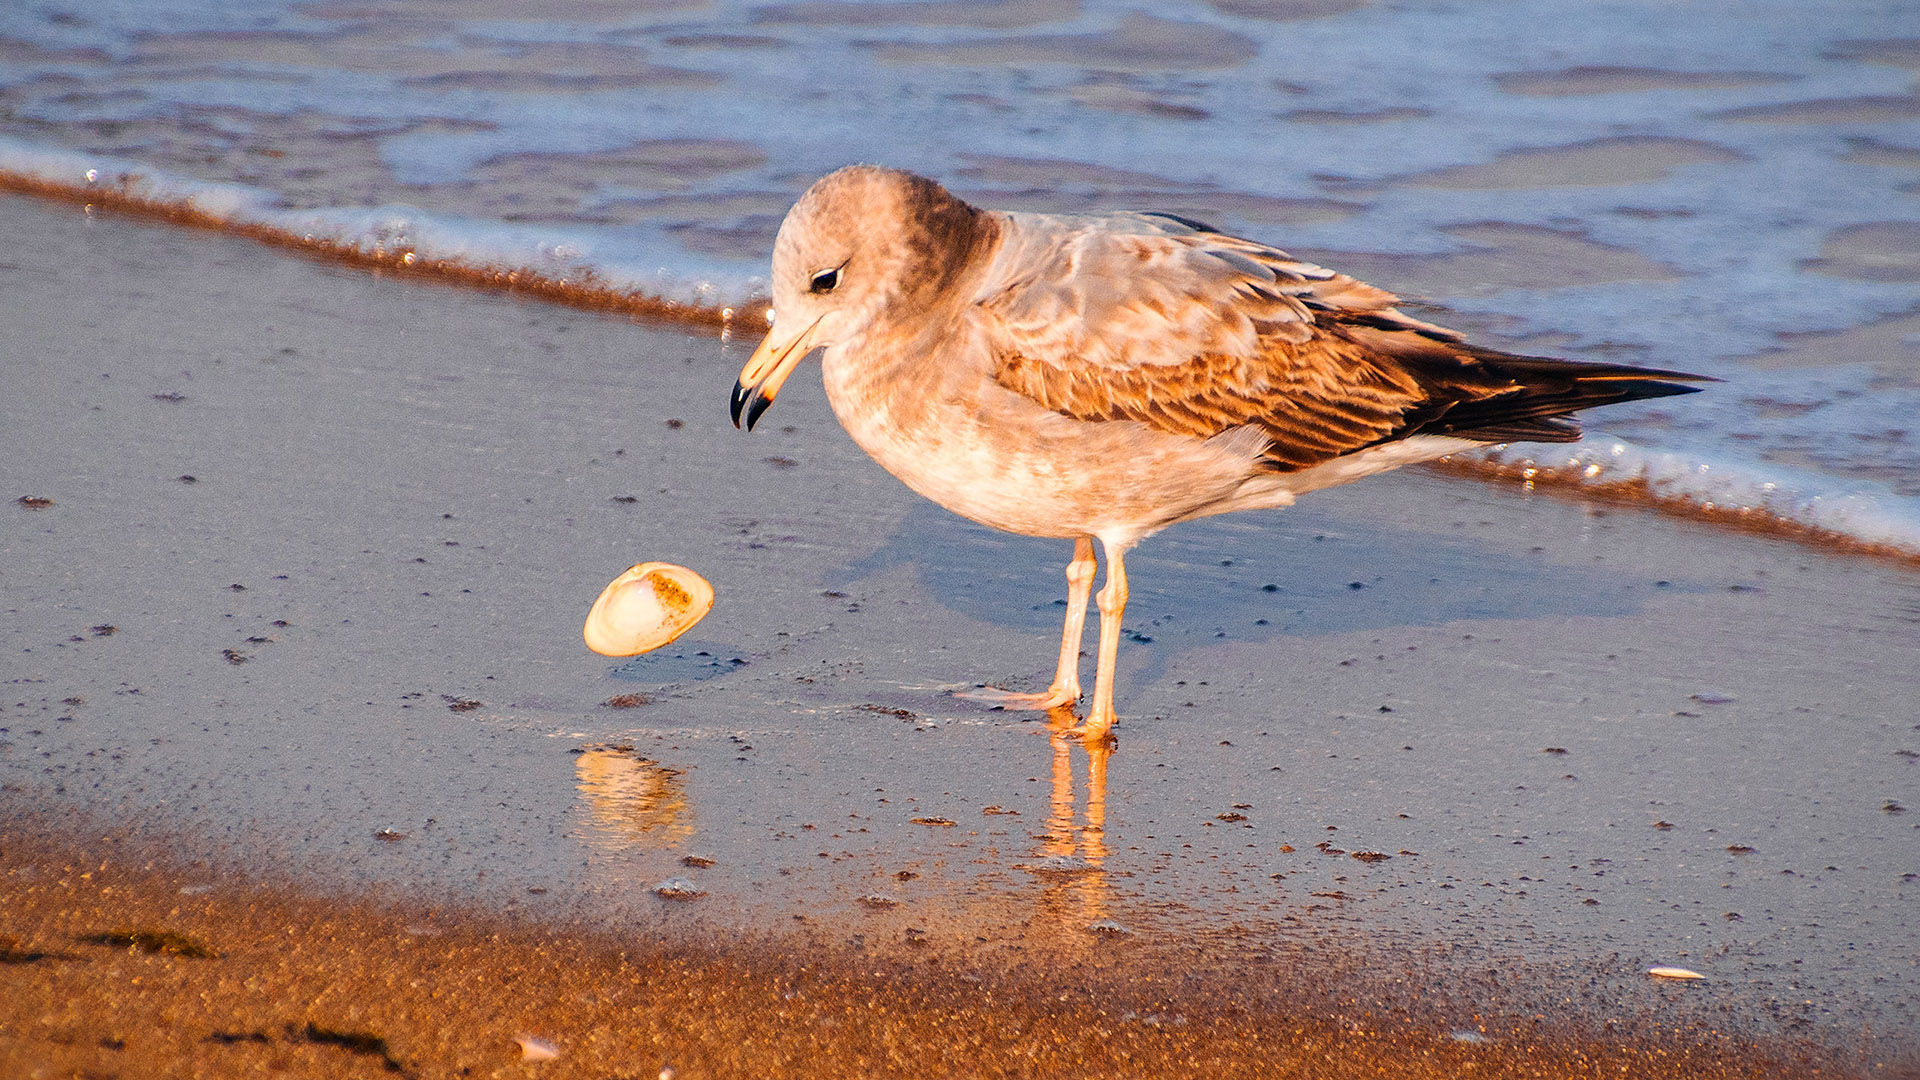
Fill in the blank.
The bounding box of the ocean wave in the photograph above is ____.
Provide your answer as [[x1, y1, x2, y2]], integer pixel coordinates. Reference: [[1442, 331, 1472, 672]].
[[4, 135, 1917, 565], [1438, 440, 1920, 564], [0, 137, 769, 328]]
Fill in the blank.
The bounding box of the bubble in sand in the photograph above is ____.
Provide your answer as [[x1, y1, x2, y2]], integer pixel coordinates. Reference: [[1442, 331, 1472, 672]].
[[1021, 855, 1097, 875], [654, 877, 706, 900]]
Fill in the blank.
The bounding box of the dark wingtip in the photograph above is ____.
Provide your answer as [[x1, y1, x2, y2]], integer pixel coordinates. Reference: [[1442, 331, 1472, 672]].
[[1619, 377, 1711, 402], [1622, 369, 1720, 388]]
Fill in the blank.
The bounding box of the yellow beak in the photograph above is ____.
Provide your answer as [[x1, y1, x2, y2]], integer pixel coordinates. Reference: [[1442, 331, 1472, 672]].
[[730, 316, 822, 431]]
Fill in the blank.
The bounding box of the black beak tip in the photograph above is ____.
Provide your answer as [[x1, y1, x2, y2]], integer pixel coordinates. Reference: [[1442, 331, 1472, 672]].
[[744, 392, 773, 432], [729, 380, 750, 430]]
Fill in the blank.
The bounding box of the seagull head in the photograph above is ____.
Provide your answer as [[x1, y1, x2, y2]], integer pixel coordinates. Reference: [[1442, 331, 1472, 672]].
[[731, 165, 996, 430]]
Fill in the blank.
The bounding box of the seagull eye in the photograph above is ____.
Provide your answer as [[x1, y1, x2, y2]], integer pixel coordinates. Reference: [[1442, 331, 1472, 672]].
[[808, 266, 842, 295]]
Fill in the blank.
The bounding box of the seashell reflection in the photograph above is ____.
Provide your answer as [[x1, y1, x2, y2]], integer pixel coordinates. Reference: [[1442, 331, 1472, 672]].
[[575, 746, 693, 850], [583, 562, 714, 657]]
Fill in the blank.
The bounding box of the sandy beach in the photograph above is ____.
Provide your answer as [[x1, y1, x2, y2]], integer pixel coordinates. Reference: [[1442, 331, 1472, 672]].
[[3, 190, 1916, 1076]]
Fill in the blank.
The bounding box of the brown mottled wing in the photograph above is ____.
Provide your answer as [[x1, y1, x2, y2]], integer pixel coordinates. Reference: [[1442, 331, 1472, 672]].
[[977, 212, 1706, 472], [994, 330, 1442, 471]]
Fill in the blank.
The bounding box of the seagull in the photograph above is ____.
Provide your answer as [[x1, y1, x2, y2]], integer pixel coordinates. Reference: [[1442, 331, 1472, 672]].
[[732, 165, 1707, 739]]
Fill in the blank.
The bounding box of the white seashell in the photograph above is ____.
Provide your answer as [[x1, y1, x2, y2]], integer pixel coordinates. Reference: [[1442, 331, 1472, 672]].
[[1648, 966, 1706, 980], [516, 1035, 560, 1061], [583, 562, 715, 657]]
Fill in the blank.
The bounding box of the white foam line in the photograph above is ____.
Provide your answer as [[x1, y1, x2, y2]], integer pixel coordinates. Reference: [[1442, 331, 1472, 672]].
[[1476, 435, 1920, 555], [0, 136, 768, 310]]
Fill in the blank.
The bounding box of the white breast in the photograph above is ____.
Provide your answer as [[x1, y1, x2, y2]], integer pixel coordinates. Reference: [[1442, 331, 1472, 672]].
[[820, 339, 1278, 543]]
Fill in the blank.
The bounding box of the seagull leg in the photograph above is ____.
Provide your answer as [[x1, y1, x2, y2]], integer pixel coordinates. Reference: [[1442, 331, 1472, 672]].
[[1044, 536, 1097, 702], [961, 537, 1095, 710], [1076, 538, 1132, 740]]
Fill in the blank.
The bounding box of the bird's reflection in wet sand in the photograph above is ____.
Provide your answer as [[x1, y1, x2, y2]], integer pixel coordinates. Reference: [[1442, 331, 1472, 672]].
[[574, 745, 693, 852], [1028, 708, 1117, 942]]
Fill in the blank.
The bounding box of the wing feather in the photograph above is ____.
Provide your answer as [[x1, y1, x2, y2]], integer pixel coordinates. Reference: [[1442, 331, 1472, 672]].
[[978, 212, 1707, 473]]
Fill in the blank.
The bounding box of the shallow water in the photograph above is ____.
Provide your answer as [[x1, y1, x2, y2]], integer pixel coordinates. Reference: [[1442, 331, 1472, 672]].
[[1, 0, 1917, 550], [3, 195, 1916, 1062]]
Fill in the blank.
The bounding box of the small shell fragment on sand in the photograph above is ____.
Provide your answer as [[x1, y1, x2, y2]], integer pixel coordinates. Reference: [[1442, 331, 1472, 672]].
[[583, 562, 714, 657], [1449, 1029, 1490, 1044], [516, 1035, 560, 1062], [1648, 966, 1706, 980]]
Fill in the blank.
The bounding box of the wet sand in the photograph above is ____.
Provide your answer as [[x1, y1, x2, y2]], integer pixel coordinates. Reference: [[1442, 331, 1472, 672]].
[[0, 826, 1839, 1079], [3, 191, 1917, 1075]]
